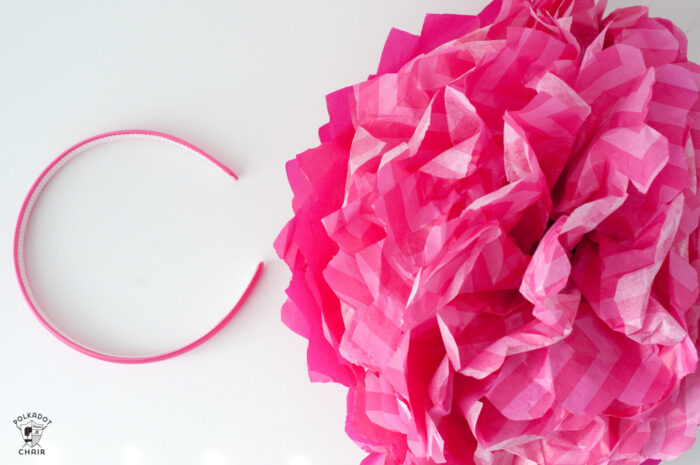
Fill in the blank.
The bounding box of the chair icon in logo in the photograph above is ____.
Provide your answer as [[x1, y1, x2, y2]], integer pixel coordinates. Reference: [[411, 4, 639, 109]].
[[17, 420, 45, 448]]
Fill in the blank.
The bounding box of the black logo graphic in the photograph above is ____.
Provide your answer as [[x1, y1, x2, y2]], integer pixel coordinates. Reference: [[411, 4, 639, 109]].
[[13, 412, 51, 455]]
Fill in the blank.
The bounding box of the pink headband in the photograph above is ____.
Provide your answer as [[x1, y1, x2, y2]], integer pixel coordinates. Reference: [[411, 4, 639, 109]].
[[13, 129, 264, 364]]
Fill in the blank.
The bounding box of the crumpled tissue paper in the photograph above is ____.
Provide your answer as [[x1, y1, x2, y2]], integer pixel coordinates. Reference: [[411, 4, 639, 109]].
[[275, 1, 700, 464]]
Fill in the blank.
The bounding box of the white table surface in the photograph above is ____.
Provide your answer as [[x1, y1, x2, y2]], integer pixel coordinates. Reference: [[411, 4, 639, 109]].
[[1, 1, 699, 464]]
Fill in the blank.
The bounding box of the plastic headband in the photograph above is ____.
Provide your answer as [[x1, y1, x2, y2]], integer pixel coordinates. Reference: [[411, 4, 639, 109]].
[[13, 129, 264, 364]]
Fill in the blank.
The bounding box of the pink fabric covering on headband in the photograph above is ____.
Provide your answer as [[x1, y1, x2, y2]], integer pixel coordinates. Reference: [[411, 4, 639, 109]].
[[13, 129, 263, 364]]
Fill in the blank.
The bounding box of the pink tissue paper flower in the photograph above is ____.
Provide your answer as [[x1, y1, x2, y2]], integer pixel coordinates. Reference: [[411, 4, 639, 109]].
[[275, 1, 700, 464]]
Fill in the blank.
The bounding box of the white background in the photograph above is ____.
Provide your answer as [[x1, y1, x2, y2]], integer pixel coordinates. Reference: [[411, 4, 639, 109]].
[[1, 1, 699, 464]]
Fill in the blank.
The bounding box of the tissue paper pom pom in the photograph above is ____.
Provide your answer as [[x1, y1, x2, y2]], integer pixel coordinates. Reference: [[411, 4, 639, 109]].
[[275, 0, 700, 464]]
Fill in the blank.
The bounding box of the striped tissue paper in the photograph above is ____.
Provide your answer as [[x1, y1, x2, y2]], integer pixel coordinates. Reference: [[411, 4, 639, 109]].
[[275, 1, 700, 464]]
